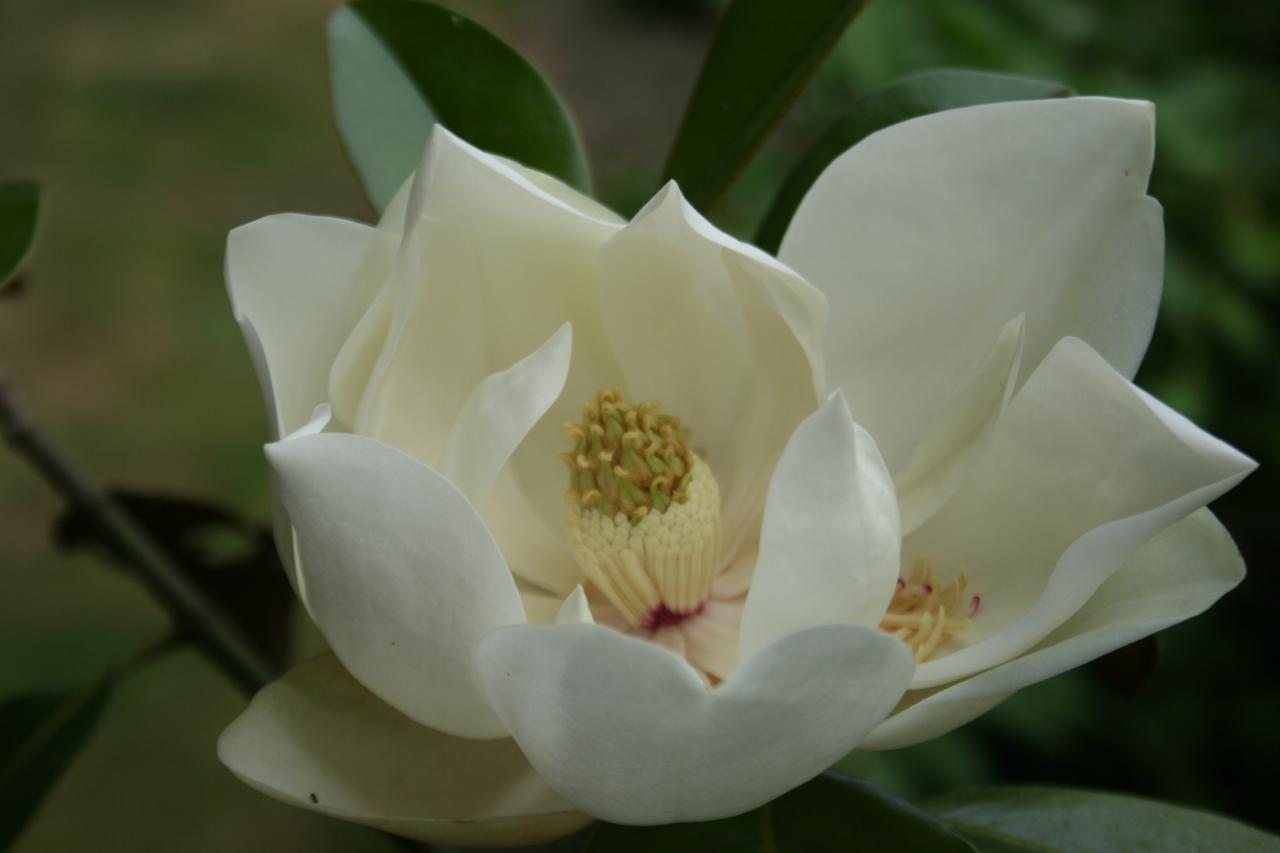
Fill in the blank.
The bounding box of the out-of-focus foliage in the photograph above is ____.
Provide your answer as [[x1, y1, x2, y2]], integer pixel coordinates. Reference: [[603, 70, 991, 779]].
[[0, 180, 39, 291]]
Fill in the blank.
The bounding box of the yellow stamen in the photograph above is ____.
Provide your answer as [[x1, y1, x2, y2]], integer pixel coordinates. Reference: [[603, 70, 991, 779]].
[[563, 388, 721, 629], [880, 557, 977, 662]]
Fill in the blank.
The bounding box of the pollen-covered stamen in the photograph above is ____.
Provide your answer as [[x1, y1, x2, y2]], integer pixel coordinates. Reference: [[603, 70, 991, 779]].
[[880, 557, 979, 662], [562, 388, 721, 629]]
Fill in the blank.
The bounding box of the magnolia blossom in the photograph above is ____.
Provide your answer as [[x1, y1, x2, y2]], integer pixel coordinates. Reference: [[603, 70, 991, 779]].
[[218, 98, 1253, 844]]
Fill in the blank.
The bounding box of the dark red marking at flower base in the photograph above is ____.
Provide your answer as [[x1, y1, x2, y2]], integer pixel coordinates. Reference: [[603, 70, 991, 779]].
[[640, 601, 706, 632], [970, 594, 982, 617]]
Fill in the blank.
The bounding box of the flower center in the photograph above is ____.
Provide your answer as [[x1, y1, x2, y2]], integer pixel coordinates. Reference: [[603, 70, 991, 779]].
[[880, 557, 979, 662], [562, 387, 722, 629]]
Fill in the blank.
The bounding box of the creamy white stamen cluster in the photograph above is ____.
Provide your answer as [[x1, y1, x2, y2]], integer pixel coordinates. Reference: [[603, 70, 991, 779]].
[[563, 388, 722, 629]]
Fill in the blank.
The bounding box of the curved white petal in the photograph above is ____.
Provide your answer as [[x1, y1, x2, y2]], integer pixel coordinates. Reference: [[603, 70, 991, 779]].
[[597, 184, 825, 556], [347, 127, 623, 595], [739, 392, 900, 660], [227, 213, 395, 437], [780, 98, 1163, 471], [895, 314, 1025, 534], [440, 323, 574, 505], [908, 338, 1255, 688], [476, 622, 912, 824], [266, 431, 525, 738], [555, 586, 594, 625], [865, 508, 1244, 748], [218, 655, 588, 846]]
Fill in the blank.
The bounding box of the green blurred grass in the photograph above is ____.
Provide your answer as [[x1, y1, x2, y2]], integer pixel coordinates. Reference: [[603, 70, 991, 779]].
[[1, 0, 1277, 849]]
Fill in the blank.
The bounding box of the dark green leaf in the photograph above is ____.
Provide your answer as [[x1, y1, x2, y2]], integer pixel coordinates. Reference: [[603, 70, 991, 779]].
[[329, 0, 590, 211], [0, 684, 111, 847], [53, 490, 295, 668], [587, 772, 975, 852], [663, 0, 868, 213], [1, 180, 39, 292], [930, 787, 1280, 853], [754, 69, 1072, 253], [771, 772, 977, 852]]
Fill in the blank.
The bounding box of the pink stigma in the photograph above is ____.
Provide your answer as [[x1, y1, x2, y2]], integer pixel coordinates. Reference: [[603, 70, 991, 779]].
[[639, 600, 706, 632]]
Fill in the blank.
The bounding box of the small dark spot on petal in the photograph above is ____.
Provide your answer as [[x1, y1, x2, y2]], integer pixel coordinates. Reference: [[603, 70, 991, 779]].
[[309, 792, 319, 804], [1124, 168, 1131, 176]]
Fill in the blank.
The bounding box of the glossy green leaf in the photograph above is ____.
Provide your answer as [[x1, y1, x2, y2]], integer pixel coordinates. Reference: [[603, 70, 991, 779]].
[[0, 684, 111, 847], [930, 787, 1280, 853], [587, 772, 975, 852], [664, 0, 869, 213], [755, 69, 1072, 253], [0, 180, 39, 292], [329, 0, 590, 212]]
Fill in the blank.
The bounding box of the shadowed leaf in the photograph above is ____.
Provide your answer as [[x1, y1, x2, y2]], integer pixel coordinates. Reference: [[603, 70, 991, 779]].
[[664, 0, 868, 213], [0, 684, 111, 848], [53, 490, 295, 668], [1, 180, 39, 293], [930, 786, 1280, 853]]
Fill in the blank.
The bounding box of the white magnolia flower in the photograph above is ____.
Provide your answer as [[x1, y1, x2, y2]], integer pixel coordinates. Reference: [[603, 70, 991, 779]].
[[218, 98, 1253, 845]]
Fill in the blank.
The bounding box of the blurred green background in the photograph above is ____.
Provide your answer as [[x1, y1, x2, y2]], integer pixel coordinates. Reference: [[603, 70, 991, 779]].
[[1, 0, 1276, 850]]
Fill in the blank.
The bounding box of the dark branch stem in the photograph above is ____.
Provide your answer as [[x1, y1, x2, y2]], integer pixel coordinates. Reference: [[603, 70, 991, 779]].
[[0, 375, 277, 695]]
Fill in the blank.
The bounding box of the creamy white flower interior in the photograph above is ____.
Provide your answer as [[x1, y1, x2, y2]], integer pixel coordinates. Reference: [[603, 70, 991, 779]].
[[220, 97, 1254, 840]]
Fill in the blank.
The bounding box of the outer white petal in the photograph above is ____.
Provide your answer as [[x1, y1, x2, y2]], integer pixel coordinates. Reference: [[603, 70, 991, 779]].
[[218, 655, 588, 846], [597, 183, 825, 556], [227, 213, 395, 438], [864, 508, 1244, 748], [555, 586, 595, 625], [780, 98, 1163, 471], [895, 314, 1025, 534], [739, 392, 900, 660], [439, 323, 573, 505], [266, 431, 525, 738], [347, 127, 623, 596], [908, 338, 1255, 688], [476, 623, 913, 824]]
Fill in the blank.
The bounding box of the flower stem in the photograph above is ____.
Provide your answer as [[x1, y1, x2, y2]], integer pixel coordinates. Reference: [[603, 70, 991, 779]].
[[0, 375, 277, 694]]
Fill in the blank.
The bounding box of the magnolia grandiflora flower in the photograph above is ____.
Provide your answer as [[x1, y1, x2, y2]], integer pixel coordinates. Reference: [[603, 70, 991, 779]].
[[218, 97, 1253, 845]]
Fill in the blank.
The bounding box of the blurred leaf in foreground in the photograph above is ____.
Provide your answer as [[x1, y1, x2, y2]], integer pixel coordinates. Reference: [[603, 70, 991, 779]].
[[53, 490, 295, 668], [665, 0, 869, 213], [329, 0, 590, 211], [930, 786, 1280, 852], [0, 180, 39, 293], [0, 683, 111, 848], [755, 69, 1071, 252]]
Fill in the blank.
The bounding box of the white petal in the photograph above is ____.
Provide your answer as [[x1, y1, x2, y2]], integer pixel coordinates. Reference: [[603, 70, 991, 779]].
[[865, 508, 1244, 748], [227, 213, 395, 437], [555, 586, 595, 625], [908, 338, 1255, 688], [780, 98, 1163, 471], [439, 323, 573, 505], [476, 623, 912, 824], [218, 655, 588, 846], [739, 392, 900, 660], [266, 431, 525, 738], [597, 184, 825, 556], [895, 314, 1025, 534], [349, 128, 623, 594]]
